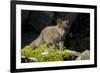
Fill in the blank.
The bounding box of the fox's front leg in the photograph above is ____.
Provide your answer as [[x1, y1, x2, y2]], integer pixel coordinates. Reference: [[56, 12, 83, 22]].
[[59, 36, 65, 50], [59, 41, 64, 50]]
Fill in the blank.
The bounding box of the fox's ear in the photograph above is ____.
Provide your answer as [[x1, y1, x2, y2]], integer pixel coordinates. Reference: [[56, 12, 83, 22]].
[[56, 18, 62, 24]]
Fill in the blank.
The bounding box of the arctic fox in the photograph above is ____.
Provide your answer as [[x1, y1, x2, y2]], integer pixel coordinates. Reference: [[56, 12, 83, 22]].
[[29, 18, 70, 50]]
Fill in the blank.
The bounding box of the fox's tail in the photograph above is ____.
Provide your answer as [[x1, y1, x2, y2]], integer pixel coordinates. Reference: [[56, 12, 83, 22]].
[[29, 36, 43, 49]]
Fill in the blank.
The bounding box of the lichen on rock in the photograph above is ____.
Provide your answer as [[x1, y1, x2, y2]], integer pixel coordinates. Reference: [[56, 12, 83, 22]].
[[21, 43, 75, 62]]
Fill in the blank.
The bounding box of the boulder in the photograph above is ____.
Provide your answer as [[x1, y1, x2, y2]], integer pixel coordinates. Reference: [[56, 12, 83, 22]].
[[76, 50, 90, 60]]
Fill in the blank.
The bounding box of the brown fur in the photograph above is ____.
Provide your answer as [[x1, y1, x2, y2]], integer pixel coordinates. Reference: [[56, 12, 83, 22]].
[[29, 18, 70, 50]]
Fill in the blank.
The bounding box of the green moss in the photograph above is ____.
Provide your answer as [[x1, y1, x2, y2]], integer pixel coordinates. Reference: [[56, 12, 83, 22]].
[[21, 43, 75, 62]]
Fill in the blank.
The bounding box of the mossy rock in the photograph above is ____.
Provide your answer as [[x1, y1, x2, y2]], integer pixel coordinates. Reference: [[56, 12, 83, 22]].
[[21, 43, 75, 62]]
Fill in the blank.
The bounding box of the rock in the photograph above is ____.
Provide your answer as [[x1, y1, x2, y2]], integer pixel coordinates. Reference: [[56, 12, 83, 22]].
[[76, 50, 90, 60], [21, 56, 38, 63], [65, 50, 81, 56], [27, 57, 38, 62]]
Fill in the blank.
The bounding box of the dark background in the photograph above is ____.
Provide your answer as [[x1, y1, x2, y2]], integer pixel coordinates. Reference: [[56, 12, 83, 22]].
[[21, 10, 90, 52]]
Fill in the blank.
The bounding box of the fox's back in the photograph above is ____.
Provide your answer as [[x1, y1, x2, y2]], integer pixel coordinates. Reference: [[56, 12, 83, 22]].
[[41, 26, 64, 43]]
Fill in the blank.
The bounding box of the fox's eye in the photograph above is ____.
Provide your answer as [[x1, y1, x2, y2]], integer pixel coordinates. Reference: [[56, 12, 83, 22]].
[[66, 21, 70, 25], [67, 22, 70, 25]]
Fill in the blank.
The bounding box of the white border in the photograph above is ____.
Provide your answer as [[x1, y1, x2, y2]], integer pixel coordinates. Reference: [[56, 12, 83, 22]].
[[16, 4, 94, 69]]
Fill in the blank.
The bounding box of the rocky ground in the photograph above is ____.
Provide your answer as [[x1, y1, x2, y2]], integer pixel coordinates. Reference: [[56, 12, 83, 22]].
[[21, 44, 90, 63]]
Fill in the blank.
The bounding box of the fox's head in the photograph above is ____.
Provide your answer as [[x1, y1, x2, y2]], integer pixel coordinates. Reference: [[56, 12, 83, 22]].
[[56, 18, 70, 29]]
